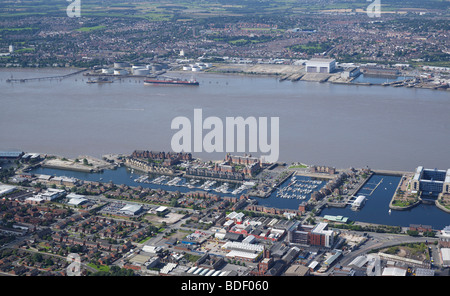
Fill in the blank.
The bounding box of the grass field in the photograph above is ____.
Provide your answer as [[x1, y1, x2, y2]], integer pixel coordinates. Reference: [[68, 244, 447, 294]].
[[75, 25, 106, 32], [0, 0, 447, 19]]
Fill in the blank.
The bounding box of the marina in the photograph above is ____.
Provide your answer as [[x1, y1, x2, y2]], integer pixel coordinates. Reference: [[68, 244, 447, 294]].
[[275, 175, 323, 200], [22, 163, 450, 230], [28, 166, 249, 198], [250, 174, 327, 210], [320, 174, 450, 230]]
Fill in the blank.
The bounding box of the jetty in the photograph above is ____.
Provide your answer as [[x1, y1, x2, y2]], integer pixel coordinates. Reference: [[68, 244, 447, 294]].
[[6, 68, 88, 83]]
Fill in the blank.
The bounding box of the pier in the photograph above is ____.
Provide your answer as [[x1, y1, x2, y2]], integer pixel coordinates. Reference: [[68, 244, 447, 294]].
[[372, 169, 411, 176], [182, 174, 243, 185]]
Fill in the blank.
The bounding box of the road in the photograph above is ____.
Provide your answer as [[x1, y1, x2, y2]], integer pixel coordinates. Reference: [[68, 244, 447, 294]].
[[339, 231, 438, 266]]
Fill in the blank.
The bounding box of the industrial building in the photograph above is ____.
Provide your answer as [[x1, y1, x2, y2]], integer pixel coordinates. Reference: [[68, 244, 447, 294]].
[[118, 204, 143, 216], [0, 150, 24, 160], [305, 58, 336, 74], [222, 241, 265, 262], [66, 193, 88, 206], [441, 248, 450, 267], [340, 67, 361, 79], [0, 184, 17, 197], [35, 188, 66, 201]]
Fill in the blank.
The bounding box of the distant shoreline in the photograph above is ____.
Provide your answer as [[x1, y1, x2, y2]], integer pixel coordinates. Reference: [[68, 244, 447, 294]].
[[2, 66, 449, 91]]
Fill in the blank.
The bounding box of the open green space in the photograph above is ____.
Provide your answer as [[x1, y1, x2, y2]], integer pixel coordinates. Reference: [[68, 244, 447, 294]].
[[75, 25, 106, 32], [0, 0, 447, 19]]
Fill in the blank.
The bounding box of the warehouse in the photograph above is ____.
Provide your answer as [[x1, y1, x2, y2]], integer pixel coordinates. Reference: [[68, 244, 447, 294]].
[[0, 184, 17, 197], [119, 204, 143, 216], [0, 151, 24, 160], [222, 241, 264, 262], [67, 193, 88, 206], [305, 58, 336, 73], [441, 248, 450, 267]]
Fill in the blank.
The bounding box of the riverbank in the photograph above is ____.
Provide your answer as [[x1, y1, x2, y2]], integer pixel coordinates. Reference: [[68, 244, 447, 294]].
[[204, 63, 450, 90], [39, 156, 117, 173]]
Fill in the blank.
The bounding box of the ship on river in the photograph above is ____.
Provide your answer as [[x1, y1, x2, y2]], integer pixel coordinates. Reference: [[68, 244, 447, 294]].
[[144, 78, 199, 86]]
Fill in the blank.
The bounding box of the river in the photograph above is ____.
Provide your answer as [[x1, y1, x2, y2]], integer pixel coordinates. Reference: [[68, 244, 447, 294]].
[[2, 67, 450, 172]]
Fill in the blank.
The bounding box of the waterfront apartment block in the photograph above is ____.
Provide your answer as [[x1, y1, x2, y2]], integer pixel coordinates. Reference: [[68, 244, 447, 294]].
[[186, 167, 244, 181], [125, 157, 176, 175], [412, 166, 450, 196], [131, 150, 192, 166], [225, 153, 260, 165], [310, 165, 336, 175]]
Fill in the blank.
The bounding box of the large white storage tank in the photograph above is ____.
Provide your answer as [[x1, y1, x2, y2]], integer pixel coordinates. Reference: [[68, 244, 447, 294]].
[[102, 68, 114, 74], [133, 68, 149, 75], [114, 69, 128, 75]]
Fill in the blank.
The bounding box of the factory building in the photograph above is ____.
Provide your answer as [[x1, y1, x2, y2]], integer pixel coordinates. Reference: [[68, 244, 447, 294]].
[[305, 58, 336, 74]]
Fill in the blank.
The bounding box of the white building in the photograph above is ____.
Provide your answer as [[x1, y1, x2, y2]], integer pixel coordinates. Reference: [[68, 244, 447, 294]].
[[222, 241, 265, 262], [114, 69, 128, 76], [312, 222, 335, 248], [0, 184, 16, 197], [441, 248, 450, 267], [352, 195, 366, 209], [305, 58, 336, 73], [67, 193, 88, 206], [382, 266, 407, 276], [101, 68, 114, 74], [119, 204, 142, 216], [36, 188, 66, 201]]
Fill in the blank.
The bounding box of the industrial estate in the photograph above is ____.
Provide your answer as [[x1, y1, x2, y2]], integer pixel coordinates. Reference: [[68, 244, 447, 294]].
[[0, 149, 449, 278]]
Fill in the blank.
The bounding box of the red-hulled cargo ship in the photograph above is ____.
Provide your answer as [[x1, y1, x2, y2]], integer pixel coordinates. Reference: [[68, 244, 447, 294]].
[[143, 78, 199, 86]]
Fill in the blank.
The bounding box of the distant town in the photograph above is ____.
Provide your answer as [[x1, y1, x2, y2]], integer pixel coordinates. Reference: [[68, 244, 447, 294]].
[[1, 0, 449, 90], [0, 149, 449, 277]]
